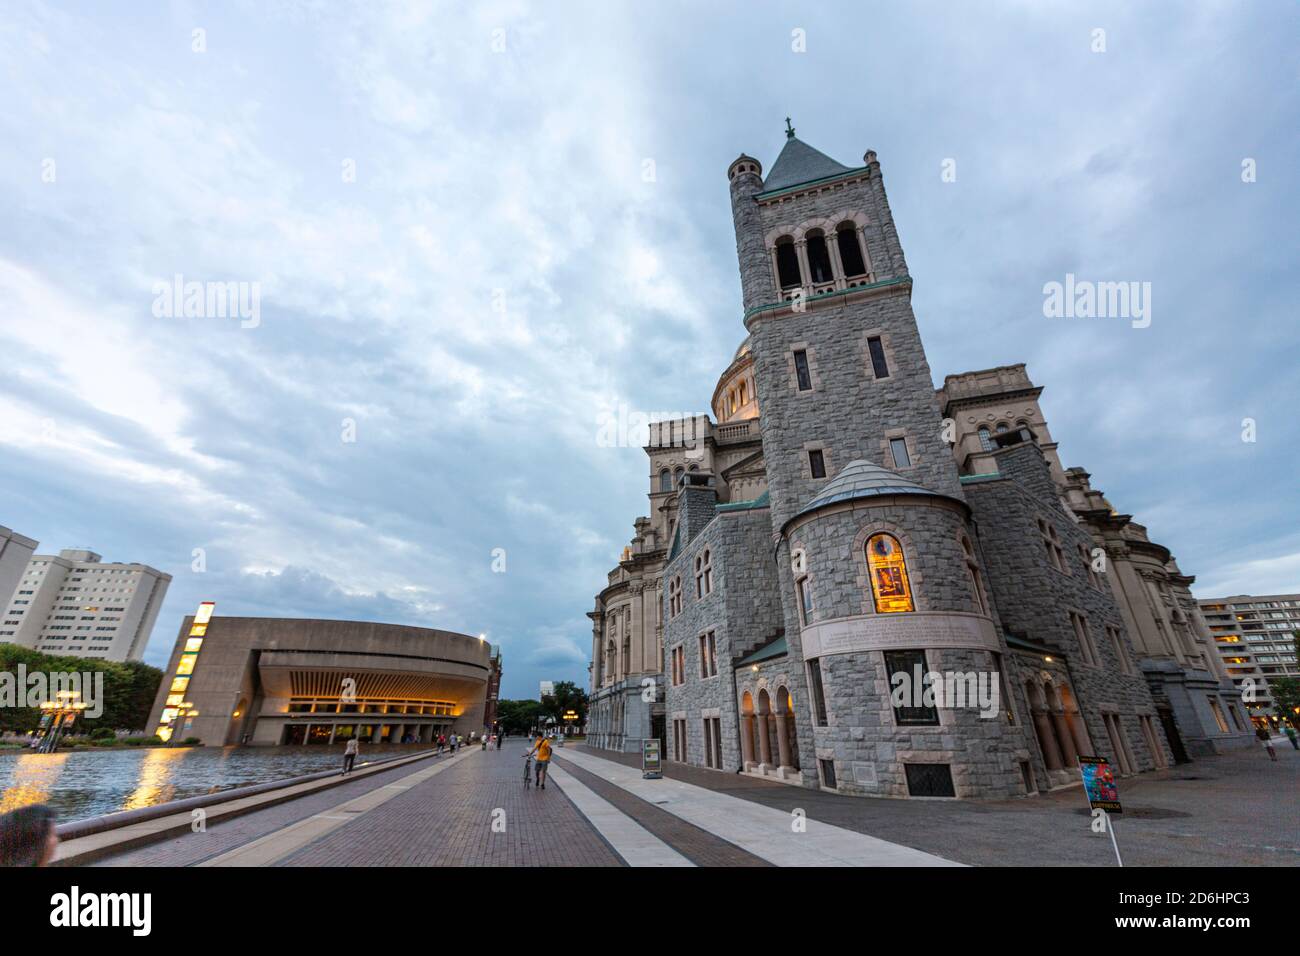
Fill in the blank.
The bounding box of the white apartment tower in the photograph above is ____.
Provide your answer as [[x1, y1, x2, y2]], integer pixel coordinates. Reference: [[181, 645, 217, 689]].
[[0, 548, 172, 661], [0, 526, 39, 613]]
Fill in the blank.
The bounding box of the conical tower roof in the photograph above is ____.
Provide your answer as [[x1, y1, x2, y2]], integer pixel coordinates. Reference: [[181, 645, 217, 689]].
[[792, 459, 949, 522], [763, 134, 856, 192]]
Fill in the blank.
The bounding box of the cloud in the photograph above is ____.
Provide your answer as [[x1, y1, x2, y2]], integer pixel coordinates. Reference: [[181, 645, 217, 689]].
[[0, 1, 1295, 701]]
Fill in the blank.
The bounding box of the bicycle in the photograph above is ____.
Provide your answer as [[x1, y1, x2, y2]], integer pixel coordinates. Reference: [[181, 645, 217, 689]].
[[523, 752, 533, 789]]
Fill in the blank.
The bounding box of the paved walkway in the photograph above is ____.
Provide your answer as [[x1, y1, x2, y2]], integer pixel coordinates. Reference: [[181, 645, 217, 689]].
[[567, 741, 1300, 866], [89, 736, 1295, 866]]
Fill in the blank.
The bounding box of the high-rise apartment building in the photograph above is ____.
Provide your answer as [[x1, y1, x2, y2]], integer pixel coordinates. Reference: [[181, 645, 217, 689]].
[[0, 548, 172, 662], [1199, 593, 1300, 724], [0, 525, 38, 613]]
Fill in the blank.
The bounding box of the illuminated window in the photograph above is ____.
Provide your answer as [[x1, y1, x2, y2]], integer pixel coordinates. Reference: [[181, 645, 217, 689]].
[[175, 654, 197, 676], [169, 677, 190, 694], [866, 533, 914, 613], [184, 638, 203, 653]]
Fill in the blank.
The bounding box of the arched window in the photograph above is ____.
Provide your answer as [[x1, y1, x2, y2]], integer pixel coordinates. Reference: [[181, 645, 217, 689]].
[[738, 381, 747, 406], [805, 229, 834, 284], [673, 466, 684, 487], [775, 237, 801, 289], [995, 422, 1009, 434], [837, 222, 867, 277], [977, 426, 993, 451], [659, 469, 672, 493], [865, 533, 914, 613]]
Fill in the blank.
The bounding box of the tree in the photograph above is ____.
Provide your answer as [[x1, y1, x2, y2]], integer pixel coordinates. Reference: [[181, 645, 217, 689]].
[[0, 645, 162, 734], [495, 698, 544, 736], [540, 680, 588, 727], [1266, 632, 1300, 729]]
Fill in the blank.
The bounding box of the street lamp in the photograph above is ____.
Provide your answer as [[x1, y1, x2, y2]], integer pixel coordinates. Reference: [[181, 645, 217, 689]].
[[36, 691, 88, 754]]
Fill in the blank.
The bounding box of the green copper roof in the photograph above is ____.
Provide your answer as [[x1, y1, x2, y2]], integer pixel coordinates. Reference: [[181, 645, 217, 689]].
[[736, 634, 787, 667], [716, 490, 770, 512], [762, 136, 856, 192]]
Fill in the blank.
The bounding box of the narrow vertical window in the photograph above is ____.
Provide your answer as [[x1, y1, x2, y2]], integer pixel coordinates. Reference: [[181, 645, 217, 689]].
[[797, 577, 813, 625], [867, 336, 890, 378], [808, 658, 828, 726], [889, 437, 911, 468], [793, 350, 812, 391], [977, 427, 993, 452], [866, 533, 914, 613], [808, 449, 826, 479], [659, 469, 672, 493]]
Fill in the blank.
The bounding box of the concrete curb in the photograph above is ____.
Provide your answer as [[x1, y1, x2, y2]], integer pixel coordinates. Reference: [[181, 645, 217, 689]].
[[53, 747, 455, 866]]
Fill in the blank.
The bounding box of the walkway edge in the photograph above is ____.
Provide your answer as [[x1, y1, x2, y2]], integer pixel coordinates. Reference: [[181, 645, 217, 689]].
[[54, 748, 450, 866], [546, 761, 694, 867]]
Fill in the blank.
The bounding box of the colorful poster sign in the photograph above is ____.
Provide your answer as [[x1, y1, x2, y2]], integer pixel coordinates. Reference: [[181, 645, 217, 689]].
[[642, 737, 662, 778], [1079, 755, 1122, 814]]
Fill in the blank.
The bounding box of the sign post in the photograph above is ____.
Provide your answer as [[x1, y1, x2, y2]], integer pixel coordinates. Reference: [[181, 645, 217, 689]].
[[641, 737, 662, 779], [1078, 755, 1123, 866]]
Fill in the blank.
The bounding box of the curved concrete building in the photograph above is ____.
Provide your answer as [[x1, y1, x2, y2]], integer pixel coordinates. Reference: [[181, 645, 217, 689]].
[[147, 614, 492, 746]]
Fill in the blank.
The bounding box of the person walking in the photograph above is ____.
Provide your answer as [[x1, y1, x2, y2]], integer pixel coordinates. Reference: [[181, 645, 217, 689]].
[[496, 731, 503, 750], [1284, 724, 1298, 751], [342, 736, 359, 776], [481, 733, 488, 751], [0, 804, 59, 867], [527, 733, 553, 789], [1255, 725, 1278, 762]]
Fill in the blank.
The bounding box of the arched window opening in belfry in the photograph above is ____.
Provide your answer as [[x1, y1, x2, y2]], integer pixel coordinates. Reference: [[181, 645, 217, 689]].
[[775, 237, 801, 289], [837, 222, 868, 277], [806, 229, 834, 284], [659, 469, 672, 493], [866, 533, 914, 613]]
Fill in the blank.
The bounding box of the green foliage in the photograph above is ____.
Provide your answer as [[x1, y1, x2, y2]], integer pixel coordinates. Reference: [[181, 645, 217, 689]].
[[0, 645, 163, 733], [540, 680, 589, 725], [495, 698, 544, 735]]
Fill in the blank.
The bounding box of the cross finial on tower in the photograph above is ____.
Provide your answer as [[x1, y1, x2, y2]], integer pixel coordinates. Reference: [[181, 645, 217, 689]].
[[785, 117, 796, 139]]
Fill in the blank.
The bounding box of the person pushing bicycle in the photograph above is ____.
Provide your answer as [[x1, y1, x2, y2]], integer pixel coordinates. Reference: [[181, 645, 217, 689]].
[[527, 734, 553, 789]]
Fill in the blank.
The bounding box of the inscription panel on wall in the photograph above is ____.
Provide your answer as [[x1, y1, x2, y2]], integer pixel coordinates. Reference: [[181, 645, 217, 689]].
[[801, 611, 999, 658]]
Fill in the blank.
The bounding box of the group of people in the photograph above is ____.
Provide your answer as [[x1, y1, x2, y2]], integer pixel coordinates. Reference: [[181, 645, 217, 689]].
[[340, 729, 509, 775]]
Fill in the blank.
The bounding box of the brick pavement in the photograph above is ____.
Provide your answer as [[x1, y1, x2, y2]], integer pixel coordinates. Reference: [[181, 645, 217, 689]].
[[552, 754, 770, 867], [273, 745, 623, 866], [569, 742, 1300, 866]]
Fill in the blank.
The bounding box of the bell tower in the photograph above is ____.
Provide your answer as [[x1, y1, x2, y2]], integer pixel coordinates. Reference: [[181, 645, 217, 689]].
[[728, 124, 962, 529]]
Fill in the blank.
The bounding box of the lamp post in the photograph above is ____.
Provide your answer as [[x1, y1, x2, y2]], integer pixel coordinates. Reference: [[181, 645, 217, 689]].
[[37, 691, 88, 754]]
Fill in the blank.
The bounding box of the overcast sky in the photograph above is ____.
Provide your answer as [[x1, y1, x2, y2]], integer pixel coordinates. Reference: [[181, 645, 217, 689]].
[[1, 1, 1296, 698]]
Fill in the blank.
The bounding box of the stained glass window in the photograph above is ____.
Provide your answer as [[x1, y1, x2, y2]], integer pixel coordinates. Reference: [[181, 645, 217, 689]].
[[866, 533, 914, 613]]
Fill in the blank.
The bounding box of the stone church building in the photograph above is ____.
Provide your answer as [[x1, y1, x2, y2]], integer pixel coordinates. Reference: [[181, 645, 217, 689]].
[[586, 127, 1252, 799]]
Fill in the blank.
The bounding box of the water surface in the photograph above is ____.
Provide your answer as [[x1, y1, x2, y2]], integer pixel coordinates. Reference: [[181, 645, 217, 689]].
[[0, 745, 425, 822]]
